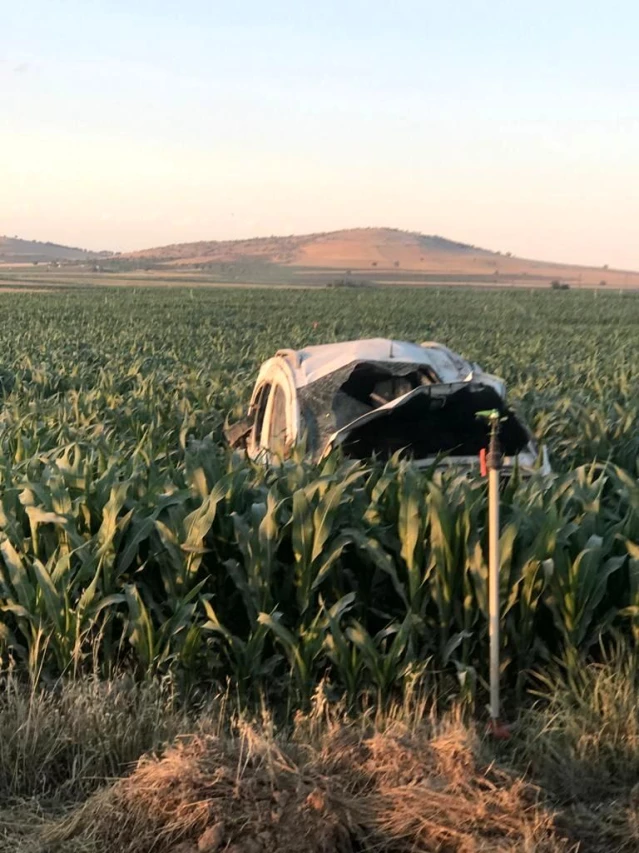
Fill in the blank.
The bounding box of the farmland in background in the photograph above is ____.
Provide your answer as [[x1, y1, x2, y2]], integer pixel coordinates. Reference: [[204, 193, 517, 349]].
[[0, 285, 638, 698], [1, 284, 639, 852]]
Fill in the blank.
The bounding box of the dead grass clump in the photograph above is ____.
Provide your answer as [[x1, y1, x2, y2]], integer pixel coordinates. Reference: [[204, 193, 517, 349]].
[[42, 715, 569, 853], [43, 725, 356, 853], [0, 673, 197, 802], [330, 718, 566, 852]]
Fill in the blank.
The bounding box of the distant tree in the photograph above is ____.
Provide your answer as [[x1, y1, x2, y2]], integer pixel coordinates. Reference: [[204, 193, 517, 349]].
[[600, 280, 607, 286], [394, 261, 400, 267]]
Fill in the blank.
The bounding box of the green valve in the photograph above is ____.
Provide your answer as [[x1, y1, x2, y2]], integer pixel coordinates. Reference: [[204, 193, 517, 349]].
[[475, 409, 504, 423]]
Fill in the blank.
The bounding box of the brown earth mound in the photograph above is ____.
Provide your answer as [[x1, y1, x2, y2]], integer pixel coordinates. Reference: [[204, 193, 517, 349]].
[[43, 718, 567, 853]]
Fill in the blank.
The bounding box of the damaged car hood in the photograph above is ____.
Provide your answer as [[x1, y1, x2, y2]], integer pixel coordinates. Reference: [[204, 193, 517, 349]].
[[325, 380, 542, 470], [328, 381, 468, 438]]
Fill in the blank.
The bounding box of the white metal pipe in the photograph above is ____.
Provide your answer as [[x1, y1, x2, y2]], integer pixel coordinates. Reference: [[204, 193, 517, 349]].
[[488, 466, 500, 721]]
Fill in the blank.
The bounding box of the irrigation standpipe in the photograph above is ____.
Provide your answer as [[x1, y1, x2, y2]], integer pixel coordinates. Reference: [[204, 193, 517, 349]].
[[478, 410, 509, 738]]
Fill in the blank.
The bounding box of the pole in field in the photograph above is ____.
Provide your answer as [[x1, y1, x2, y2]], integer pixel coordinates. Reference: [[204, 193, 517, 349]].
[[477, 409, 509, 736]]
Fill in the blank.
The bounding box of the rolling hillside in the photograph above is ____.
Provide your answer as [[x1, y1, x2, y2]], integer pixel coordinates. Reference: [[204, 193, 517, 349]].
[[126, 228, 487, 267], [0, 236, 103, 264], [124, 227, 639, 287], [4, 228, 638, 288]]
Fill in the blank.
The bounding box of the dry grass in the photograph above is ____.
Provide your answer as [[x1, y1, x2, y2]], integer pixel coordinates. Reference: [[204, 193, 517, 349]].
[[4, 656, 639, 852], [40, 713, 568, 853], [505, 653, 639, 852], [0, 675, 200, 802]]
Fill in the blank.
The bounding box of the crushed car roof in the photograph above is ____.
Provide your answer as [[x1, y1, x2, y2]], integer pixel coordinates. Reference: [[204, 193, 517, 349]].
[[275, 338, 473, 388]]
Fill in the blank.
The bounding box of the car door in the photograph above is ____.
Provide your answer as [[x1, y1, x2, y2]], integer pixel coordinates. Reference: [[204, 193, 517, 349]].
[[246, 357, 299, 461]]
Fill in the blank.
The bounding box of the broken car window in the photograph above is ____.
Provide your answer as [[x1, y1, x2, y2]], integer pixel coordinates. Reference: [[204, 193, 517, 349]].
[[297, 360, 441, 457], [252, 382, 271, 447], [267, 383, 288, 455]]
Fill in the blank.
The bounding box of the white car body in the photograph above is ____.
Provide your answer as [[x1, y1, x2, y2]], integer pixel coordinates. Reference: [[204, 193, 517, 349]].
[[227, 338, 550, 475]]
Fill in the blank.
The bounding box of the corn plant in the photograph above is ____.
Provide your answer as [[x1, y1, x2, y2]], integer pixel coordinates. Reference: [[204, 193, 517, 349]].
[[0, 285, 637, 708]]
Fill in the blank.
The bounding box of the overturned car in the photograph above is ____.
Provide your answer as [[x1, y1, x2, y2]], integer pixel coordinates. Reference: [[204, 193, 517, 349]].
[[226, 338, 550, 475]]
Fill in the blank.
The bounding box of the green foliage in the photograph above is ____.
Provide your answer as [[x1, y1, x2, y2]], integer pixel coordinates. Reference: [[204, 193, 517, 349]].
[[0, 287, 638, 706]]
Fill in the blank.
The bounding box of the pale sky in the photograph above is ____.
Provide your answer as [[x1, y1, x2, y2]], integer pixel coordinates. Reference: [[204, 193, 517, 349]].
[[2, 0, 639, 268]]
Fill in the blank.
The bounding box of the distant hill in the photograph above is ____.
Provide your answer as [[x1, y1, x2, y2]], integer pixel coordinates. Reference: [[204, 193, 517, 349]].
[[126, 228, 490, 267], [122, 227, 639, 288], [5, 228, 638, 288], [0, 236, 106, 263]]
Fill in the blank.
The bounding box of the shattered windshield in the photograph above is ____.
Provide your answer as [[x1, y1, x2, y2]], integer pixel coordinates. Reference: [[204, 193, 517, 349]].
[[297, 359, 529, 462], [297, 360, 439, 456]]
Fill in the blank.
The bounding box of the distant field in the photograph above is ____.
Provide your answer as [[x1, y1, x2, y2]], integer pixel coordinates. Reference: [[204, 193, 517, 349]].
[[1, 263, 638, 291], [0, 267, 294, 290]]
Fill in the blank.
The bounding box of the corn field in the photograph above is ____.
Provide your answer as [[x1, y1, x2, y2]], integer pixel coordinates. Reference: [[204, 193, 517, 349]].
[[0, 286, 638, 706]]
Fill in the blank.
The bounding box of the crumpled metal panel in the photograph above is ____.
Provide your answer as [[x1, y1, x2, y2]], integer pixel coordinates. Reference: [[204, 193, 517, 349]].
[[292, 338, 471, 387], [297, 360, 428, 458]]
